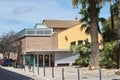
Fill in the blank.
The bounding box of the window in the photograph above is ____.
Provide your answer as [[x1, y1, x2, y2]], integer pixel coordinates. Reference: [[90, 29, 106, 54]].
[[36, 30, 44, 34], [78, 40, 83, 45], [71, 41, 76, 46], [84, 38, 90, 44], [27, 30, 35, 34]]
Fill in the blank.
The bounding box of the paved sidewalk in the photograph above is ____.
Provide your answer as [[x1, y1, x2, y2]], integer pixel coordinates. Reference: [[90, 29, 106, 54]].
[[0, 66, 48, 80], [1, 66, 120, 80]]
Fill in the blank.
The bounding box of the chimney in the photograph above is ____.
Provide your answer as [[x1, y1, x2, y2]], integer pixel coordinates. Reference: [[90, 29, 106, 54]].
[[75, 15, 78, 20]]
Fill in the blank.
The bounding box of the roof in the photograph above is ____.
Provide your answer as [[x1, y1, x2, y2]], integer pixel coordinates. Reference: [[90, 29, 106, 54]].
[[43, 20, 79, 28]]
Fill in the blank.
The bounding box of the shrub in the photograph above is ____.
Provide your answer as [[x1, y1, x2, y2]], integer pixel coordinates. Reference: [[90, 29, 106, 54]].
[[100, 41, 118, 68]]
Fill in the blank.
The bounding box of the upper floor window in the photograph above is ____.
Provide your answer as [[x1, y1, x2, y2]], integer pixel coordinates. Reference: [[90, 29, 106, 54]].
[[71, 41, 76, 46], [78, 40, 83, 45]]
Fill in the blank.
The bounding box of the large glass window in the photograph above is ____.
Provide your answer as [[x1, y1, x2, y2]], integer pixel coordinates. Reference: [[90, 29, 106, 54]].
[[27, 30, 35, 34]]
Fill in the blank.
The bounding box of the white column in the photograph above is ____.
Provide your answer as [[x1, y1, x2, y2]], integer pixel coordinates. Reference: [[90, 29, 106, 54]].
[[23, 55, 25, 65], [37, 54, 39, 74], [37, 54, 39, 67], [33, 54, 35, 67], [43, 53, 45, 76]]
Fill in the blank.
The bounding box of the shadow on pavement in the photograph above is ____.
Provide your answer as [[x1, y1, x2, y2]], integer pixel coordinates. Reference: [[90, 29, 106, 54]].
[[0, 67, 34, 80]]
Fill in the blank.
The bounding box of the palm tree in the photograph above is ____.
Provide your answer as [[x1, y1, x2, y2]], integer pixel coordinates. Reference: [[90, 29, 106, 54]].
[[80, 5, 106, 35], [118, 0, 120, 38], [118, 0, 120, 68], [112, 1, 119, 16], [109, 0, 115, 38], [72, 0, 104, 67]]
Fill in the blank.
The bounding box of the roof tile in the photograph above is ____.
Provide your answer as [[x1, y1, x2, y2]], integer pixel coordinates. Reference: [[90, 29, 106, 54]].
[[43, 20, 79, 28]]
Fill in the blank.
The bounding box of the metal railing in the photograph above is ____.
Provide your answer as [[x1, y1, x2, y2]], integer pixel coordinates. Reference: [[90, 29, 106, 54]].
[[16, 28, 53, 38]]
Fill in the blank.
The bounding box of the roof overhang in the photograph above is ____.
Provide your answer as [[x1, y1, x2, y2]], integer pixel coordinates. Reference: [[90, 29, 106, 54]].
[[25, 49, 70, 54]]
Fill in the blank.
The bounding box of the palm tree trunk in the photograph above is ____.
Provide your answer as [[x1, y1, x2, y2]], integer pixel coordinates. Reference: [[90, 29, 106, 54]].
[[118, 0, 120, 39], [118, 0, 120, 68], [89, 1, 100, 67], [110, 0, 115, 39]]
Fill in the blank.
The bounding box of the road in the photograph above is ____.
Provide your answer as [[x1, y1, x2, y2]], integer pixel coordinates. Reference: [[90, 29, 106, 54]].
[[0, 67, 34, 80]]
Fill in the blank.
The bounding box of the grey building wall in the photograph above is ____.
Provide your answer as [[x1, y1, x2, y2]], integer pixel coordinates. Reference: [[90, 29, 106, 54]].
[[54, 52, 79, 66]]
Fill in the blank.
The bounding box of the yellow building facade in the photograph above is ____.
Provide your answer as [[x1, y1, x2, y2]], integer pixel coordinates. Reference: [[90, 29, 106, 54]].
[[58, 24, 103, 49]]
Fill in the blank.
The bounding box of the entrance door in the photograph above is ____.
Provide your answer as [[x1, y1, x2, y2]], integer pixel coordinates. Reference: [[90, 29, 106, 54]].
[[39, 55, 43, 66], [45, 55, 49, 66], [39, 54, 54, 67]]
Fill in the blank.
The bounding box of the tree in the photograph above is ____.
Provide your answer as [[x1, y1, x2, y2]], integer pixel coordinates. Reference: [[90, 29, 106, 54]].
[[102, 16, 118, 42], [100, 41, 118, 68], [72, 0, 104, 67], [110, 0, 115, 38], [0, 31, 16, 59], [70, 43, 91, 67], [118, 0, 120, 42], [80, 5, 106, 35], [0, 31, 22, 61], [118, 0, 120, 68], [112, 0, 119, 16]]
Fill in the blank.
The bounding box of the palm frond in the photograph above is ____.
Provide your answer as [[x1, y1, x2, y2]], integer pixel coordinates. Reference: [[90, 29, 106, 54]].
[[72, 0, 82, 8], [80, 23, 88, 30], [85, 27, 90, 35], [112, 1, 118, 16], [80, 17, 88, 22], [98, 18, 106, 23]]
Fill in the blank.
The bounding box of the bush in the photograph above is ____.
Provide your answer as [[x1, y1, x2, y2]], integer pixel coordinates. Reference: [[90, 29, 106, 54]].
[[100, 41, 118, 68], [70, 44, 91, 67]]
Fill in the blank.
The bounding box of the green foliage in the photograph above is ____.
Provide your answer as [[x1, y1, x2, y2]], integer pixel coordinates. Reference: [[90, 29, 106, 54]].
[[70, 45, 76, 54], [112, 1, 119, 16], [70, 44, 91, 67], [79, 5, 106, 35], [100, 41, 118, 68], [102, 16, 118, 42]]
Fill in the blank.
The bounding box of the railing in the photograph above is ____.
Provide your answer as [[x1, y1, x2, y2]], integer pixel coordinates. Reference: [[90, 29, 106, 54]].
[[16, 28, 53, 38]]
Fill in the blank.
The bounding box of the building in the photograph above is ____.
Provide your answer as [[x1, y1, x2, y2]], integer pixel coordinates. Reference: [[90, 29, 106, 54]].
[[15, 20, 103, 67]]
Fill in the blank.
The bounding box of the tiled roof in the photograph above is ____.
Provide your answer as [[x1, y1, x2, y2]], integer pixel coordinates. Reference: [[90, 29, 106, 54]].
[[43, 20, 79, 28]]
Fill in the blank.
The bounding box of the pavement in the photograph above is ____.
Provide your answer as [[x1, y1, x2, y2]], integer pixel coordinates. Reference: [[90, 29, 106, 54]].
[[0, 67, 33, 80], [1, 66, 120, 80]]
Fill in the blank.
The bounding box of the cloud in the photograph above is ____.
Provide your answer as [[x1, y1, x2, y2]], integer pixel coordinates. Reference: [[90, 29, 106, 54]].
[[13, 6, 34, 14], [0, 0, 110, 35], [0, 0, 81, 35]]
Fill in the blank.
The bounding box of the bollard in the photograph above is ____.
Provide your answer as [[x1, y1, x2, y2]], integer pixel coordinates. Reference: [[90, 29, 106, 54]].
[[52, 67, 54, 78], [32, 65, 34, 73], [24, 65, 25, 71], [43, 66, 45, 76], [99, 68, 102, 80], [21, 64, 22, 70], [62, 68, 64, 80], [78, 68, 80, 80], [37, 65, 39, 75]]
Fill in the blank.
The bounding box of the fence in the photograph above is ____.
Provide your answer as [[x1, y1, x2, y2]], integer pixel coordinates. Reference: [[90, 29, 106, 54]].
[[17, 65, 120, 80]]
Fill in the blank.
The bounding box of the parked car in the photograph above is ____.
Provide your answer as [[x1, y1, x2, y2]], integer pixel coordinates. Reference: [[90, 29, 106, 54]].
[[0, 59, 3, 65], [2, 59, 14, 66]]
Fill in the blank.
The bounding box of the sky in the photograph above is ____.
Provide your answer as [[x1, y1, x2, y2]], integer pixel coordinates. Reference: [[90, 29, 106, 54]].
[[0, 0, 110, 35]]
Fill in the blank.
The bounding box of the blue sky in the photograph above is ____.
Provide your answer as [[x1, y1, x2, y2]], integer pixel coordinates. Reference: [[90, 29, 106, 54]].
[[0, 0, 110, 35]]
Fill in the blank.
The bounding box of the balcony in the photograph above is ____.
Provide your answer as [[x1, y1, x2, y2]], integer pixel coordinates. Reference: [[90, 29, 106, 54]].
[[16, 28, 53, 38]]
